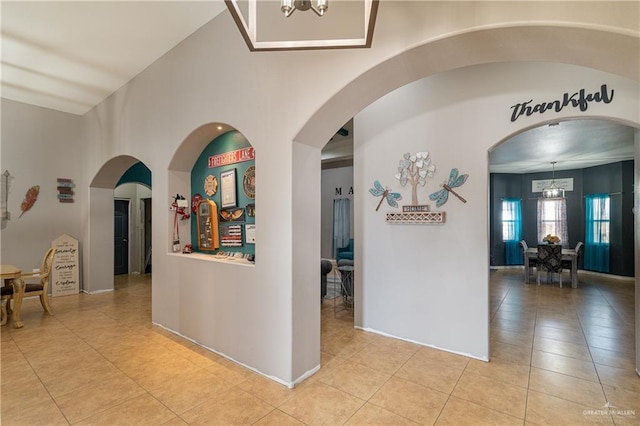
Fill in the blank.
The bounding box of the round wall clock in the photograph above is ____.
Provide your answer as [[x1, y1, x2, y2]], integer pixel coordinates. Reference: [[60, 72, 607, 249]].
[[243, 166, 255, 199], [204, 175, 218, 196]]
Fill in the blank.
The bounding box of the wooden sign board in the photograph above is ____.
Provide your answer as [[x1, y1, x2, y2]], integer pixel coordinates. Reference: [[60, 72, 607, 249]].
[[51, 234, 80, 297]]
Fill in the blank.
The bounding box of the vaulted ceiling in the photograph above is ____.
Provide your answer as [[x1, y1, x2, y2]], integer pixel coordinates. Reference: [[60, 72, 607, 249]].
[[1, 2, 635, 173]]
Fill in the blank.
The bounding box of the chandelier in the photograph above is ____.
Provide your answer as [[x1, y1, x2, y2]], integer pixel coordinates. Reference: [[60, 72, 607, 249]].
[[281, 0, 328, 17], [542, 161, 565, 199]]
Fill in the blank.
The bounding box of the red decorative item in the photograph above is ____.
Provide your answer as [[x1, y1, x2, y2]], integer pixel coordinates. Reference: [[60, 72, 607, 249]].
[[19, 185, 39, 218], [191, 193, 203, 214]]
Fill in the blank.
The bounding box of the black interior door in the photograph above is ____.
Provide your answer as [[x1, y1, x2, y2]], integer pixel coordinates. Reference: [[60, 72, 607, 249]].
[[114, 199, 129, 275]]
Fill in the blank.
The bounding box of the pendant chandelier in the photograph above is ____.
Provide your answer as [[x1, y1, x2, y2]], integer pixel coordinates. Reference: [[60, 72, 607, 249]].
[[281, 0, 328, 17], [542, 161, 565, 199]]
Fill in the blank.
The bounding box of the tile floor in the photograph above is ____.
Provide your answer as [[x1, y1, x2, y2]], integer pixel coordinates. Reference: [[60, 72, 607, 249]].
[[1, 269, 638, 425]]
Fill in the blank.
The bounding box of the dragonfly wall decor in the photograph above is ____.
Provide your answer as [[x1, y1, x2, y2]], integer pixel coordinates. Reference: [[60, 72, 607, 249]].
[[429, 168, 469, 208], [369, 180, 402, 211]]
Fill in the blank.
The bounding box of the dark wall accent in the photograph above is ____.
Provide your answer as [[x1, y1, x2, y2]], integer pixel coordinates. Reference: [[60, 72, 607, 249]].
[[190, 130, 255, 256], [490, 160, 634, 277], [117, 162, 152, 187]]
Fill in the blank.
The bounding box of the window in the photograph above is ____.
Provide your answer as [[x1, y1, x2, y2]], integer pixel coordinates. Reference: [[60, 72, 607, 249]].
[[584, 194, 610, 272], [537, 198, 568, 244], [586, 195, 610, 244], [502, 199, 521, 242], [502, 198, 522, 265]]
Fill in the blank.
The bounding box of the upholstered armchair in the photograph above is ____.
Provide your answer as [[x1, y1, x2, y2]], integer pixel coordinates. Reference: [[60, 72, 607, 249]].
[[336, 239, 354, 263]]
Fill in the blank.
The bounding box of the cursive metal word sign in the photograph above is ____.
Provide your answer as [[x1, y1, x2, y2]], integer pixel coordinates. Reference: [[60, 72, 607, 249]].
[[510, 84, 614, 123]]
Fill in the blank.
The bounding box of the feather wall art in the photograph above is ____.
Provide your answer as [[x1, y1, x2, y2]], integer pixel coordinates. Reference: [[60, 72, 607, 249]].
[[19, 185, 39, 218]]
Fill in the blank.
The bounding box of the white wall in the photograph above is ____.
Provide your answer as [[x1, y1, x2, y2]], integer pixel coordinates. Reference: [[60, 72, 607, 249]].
[[321, 166, 354, 259], [1, 2, 638, 385], [0, 100, 84, 271], [354, 62, 639, 360]]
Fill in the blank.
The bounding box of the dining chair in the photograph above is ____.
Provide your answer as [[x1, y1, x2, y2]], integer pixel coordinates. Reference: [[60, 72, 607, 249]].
[[537, 244, 563, 287], [520, 240, 537, 283], [20, 247, 56, 315], [562, 241, 584, 283], [1, 285, 13, 325]]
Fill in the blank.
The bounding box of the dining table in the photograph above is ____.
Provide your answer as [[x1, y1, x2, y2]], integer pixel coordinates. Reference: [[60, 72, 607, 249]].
[[524, 247, 579, 288], [1, 265, 25, 328]]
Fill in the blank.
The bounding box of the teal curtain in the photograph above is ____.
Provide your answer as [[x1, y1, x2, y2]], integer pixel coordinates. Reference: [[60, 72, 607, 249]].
[[503, 198, 523, 265], [584, 194, 610, 272], [332, 198, 351, 259]]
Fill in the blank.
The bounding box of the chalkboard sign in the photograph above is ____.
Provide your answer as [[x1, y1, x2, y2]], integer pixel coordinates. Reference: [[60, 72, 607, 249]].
[[51, 234, 80, 296]]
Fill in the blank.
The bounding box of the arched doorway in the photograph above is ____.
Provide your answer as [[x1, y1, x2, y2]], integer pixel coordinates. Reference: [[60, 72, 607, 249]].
[[86, 155, 152, 293], [290, 26, 639, 375]]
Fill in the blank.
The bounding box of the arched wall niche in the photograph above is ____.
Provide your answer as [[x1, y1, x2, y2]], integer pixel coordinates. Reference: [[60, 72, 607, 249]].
[[86, 155, 150, 293], [167, 122, 255, 257], [169, 122, 238, 172]]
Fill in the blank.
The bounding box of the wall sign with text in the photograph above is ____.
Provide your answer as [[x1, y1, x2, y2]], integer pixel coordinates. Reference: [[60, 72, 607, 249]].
[[532, 178, 574, 193], [510, 84, 614, 123], [51, 234, 80, 296]]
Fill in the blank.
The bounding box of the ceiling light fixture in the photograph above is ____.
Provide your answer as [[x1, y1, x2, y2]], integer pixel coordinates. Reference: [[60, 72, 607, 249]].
[[281, 0, 328, 17], [542, 161, 565, 199]]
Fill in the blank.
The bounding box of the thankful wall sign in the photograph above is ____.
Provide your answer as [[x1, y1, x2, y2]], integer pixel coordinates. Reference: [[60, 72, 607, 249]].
[[510, 84, 614, 123]]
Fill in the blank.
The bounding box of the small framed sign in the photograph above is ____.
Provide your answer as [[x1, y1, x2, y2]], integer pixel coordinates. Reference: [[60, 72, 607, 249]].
[[220, 169, 237, 208]]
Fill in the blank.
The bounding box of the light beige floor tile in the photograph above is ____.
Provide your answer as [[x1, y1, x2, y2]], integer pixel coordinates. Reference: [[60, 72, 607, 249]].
[[55, 373, 146, 423], [435, 395, 523, 425], [160, 415, 190, 425], [531, 349, 599, 382], [205, 358, 255, 385], [465, 358, 530, 388], [533, 336, 592, 361], [181, 387, 274, 425], [492, 328, 534, 347], [321, 332, 371, 358], [589, 347, 636, 370], [75, 393, 176, 425], [318, 360, 391, 400], [595, 363, 640, 393], [348, 343, 415, 375], [148, 370, 234, 414], [278, 380, 365, 425], [368, 376, 448, 425], [452, 370, 527, 419], [395, 352, 466, 394], [1, 396, 69, 425], [345, 402, 419, 425], [237, 374, 296, 407], [526, 390, 614, 425], [534, 325, 587, 345], [43, 362, 125, 399], [253, 409, 305, 425], [601, 384, 640, 423], [489, 340, 532, 365], [529, 367, 607, 408]]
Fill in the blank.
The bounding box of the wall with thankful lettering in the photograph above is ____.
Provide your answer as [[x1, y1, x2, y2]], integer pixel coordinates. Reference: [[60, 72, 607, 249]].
[[352, 62, 638, 360], [2, 2, 638, 386]]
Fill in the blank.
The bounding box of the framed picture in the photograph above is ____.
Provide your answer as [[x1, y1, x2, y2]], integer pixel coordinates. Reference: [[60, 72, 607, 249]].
[[220, 169, 237, 208]]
